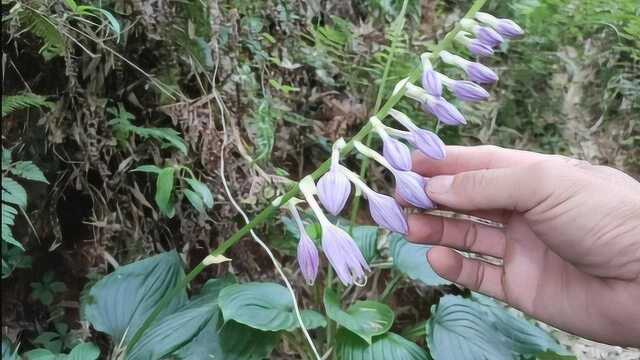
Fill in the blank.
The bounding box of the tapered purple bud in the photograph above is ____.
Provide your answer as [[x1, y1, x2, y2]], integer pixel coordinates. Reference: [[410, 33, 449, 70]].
[[317, 169, 351, 215], [421, 69, 443, 97], [297, 232, 319, 285], [467, 40, 494, 57], [408, 128, 446, 160], [365, 191, 408, 234], [321, 222, 369, 286], [451, 80, 490, 102], [495, 19, 524, 38], [476, 26, 504, 48], [382, 136, 412, 171], [394, 171, 434, 209], [466, 63, 498, 84], [422, 98, 466, 126]]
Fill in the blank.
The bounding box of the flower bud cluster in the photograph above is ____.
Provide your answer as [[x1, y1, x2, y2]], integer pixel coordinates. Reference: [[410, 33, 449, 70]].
[[286, 12, 524, 287]]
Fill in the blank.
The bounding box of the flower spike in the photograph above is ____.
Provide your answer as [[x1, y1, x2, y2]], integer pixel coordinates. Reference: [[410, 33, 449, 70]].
[[287, 200, 319, 285], [299, 176, 369, 286], [317, 138, 351, 215]]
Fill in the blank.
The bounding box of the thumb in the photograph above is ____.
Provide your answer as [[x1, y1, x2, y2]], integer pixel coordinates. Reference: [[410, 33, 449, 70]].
[[425, 162, 552, 212]]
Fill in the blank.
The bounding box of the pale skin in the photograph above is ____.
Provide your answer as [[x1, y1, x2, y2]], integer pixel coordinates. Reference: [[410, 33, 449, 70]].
[[405, 145, 640, 347]]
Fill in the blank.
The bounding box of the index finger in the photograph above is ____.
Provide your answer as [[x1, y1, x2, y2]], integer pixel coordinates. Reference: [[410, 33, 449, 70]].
[[412, 145, 550, 177]]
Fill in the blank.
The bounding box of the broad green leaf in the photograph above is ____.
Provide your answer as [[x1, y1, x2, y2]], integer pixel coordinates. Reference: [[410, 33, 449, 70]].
[[336, 329, 430, 360], [82, 251, 187, 343], [2, 177, 27, 208], [9, 161, 48, 183], [155, 167, 175, 218], [63, 0, 78, 11], [427, 295, 511, 360], [351, 225, 379, 262], [67, 342, 100, 360], [183, 189, 204, 213], [22, 349, 59, 360], [176, 315, 280, 360], [472, 294, 569, 357], [126, 302, 217, 360], [389, 234, 448, 286], [194, 274, 237, 300], [535, 351, 577, 360], [185, 178, 214, 208], [2, 337, 19, 360], [131, 165, 162, 174], [2, 148, 12, 170], [324, 288, 394, 344], [218, 282, 326, 332]]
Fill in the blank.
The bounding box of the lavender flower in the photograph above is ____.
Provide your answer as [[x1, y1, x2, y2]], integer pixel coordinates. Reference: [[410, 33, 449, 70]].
[[460, 18, 504, 48], [439, 51, 498, 84], [288, 200, 319, 285], [366, 190, 409, 234], [321, 223, 369, 285], [299, 176, 369, 286], [317, 139, 351, 215], [438, 73, 490, 102], [388, 108, 447, 160], [467, 62, 499, 84], [420, 55, 443, 96], [422, 97, 467, 126], [353, 141, 434, 211], [337, 164, 409, 234], [410, 128, 447, 160], [394, 171, 434, 209], [422, 68, 443, 96], [455, 32, 494, 57], [370, 116, 412, 171], [475, 12, 524, 39], [382, 135, 412, 171]]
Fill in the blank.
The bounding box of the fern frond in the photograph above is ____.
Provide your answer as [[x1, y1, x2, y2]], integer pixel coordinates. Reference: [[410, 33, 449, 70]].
[[1, 93, 54, 117], [20, 8, 66, 56]]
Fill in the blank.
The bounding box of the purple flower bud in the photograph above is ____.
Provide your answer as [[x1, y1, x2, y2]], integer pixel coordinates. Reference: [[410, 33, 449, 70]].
[[467, 39, 495, 57], [466, 62, 498, 84], [317, 169, 351, 215], [365, 190, 408, 234], [297, 232, 319, 285], [451, 80, 490, 102], [495, 19, 524, 39], [408, 128, 446, 160], [382, 136, 412, 171], [475, 26, 504, 48], [394, 171, 433, 209], [321, 222, 369, 286], [421, 69, 443, 97], [422, 97, 467, 126]]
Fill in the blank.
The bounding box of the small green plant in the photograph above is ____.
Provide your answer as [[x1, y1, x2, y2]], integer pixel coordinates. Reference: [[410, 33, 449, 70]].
[[1, 148, 47, 278], [32, 323, 75, 354], [30, 272, 67, 306], [132, 164, 214, 218], [1, 93, 54, 118], [23, 342, 100, 360], [107, 103, 188, 155]]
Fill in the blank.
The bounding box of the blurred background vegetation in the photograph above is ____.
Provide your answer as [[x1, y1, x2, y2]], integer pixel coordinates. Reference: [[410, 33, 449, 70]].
[[1, 0, 639, 357]]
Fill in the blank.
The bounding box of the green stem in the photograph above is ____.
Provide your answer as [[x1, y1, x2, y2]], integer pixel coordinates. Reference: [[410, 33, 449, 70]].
[[380, 272, 404, 303], [126, 0, 488, 352]]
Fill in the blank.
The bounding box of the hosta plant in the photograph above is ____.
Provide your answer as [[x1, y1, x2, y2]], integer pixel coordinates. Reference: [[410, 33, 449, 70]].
[[77, 1, 575, 359]]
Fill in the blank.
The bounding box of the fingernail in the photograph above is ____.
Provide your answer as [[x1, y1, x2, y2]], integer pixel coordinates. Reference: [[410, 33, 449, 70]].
[[427, 175, 453, 194]]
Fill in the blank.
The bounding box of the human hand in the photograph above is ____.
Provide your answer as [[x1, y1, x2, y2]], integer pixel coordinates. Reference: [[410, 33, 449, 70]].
[[405, 145, 640, 346]]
